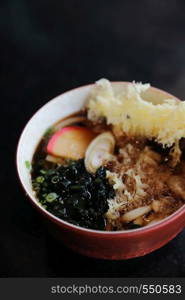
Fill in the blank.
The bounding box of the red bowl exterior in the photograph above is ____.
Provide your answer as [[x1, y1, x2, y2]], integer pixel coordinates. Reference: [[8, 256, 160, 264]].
[[45, 219, 185, 260], [27, 191, 185, 260], [17, 82, 185, 260]]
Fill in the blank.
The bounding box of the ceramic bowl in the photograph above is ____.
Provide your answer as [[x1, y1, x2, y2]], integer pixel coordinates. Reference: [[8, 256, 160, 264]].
[[16, 82, 185, 260]]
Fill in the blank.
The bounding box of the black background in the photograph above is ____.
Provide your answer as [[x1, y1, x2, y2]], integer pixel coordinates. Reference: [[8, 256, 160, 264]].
[[1, 0, 185, 277]]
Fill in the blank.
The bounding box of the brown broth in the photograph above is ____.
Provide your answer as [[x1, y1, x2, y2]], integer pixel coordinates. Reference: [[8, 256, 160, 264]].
[[31, 112, 185, 231]]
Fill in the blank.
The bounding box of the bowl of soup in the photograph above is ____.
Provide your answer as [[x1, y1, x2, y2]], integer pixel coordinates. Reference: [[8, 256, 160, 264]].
[[16, 79, 185, 259]]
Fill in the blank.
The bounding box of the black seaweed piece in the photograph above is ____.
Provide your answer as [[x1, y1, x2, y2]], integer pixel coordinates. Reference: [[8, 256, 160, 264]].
[[32, 159, 115, 230]]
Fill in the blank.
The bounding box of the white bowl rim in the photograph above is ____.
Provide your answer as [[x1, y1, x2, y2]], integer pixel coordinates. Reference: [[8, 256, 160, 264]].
[[16, 81, 185, 236]]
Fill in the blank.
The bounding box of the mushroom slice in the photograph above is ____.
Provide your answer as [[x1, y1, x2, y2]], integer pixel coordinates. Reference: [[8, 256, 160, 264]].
[[121, 205, 151, 223], [54, 116, 86, 131], [85, 132, 115, 173]]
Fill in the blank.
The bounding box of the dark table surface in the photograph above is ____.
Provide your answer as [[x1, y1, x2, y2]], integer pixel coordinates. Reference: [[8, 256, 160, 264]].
[[1, 0, 185, 277]]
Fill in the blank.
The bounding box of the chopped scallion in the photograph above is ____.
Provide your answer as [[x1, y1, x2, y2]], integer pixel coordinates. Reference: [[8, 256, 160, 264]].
[[46, 192, 58, 202], [40, 169, 46, 174], [36, 176, 45, 183], [25, 160, 31, 169], [44, 127, 54, 138], [51, 176, 60, 184]]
